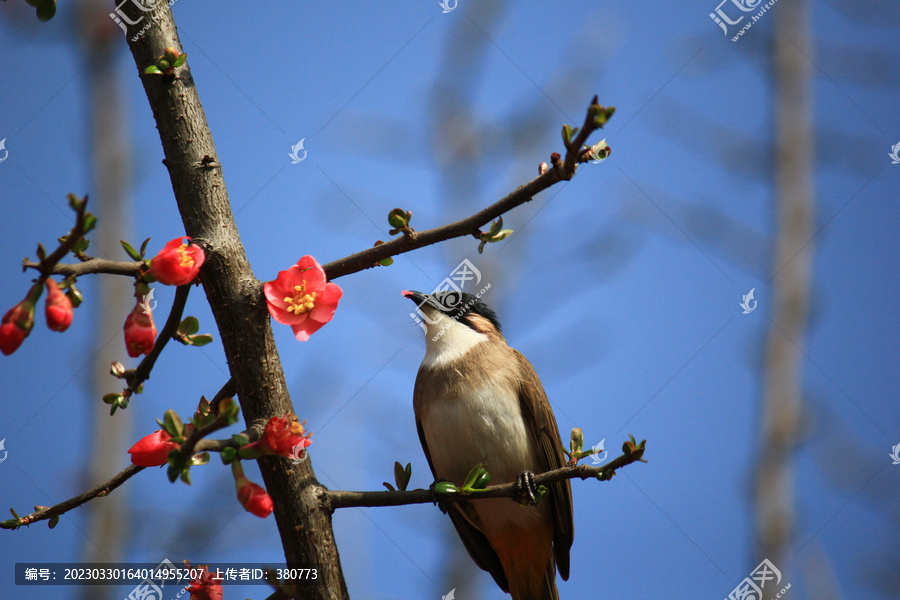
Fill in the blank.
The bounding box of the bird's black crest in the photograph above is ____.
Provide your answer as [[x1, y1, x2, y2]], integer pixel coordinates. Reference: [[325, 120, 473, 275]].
[[451, 292, 502, 334]]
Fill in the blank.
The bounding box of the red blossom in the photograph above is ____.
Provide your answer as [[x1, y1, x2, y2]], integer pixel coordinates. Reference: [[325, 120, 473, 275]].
[[150, 236, 205, 286], [185, 564, 223, 600], [263, 255, 342, 341], [243, 414, 312, 459], [232, 461, 274, 518], [0, 284, 40, 356], [123, 302, 157, 357], [44, 279, 73, 332], [128, 429, 180, 467]]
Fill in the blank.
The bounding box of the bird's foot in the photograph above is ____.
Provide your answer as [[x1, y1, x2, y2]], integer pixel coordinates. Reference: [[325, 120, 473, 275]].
[[515, 471, 538, 506]]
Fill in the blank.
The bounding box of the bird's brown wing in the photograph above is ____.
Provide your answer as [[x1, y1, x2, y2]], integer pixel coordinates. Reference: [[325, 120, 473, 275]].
[[513, 349, 575, 580], [414, 379, 510, 593]]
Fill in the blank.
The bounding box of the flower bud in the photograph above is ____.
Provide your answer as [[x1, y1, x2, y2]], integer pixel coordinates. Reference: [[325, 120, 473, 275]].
[[0, 283, 42, 355], [232, 461, 273, 518], [44, 279, 73, 332], [124, 302, 157, 357], [128, 429, 180, 467]]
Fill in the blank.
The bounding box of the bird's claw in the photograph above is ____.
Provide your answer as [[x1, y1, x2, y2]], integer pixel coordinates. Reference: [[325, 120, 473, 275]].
[[515, 471, 538, 506]]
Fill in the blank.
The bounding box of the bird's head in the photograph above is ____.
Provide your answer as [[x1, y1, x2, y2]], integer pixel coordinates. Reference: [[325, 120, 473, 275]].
[[403, 289, 502, 345]]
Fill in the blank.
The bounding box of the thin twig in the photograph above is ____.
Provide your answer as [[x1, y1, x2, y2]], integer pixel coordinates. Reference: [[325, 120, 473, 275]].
[[0, 465, 145, 529], [324, 449, 646, 511], [321, 97, 609, 281]]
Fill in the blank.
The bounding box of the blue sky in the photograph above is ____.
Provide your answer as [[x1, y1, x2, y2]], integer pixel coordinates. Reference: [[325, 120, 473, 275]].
[[1, 1, 898, 599]]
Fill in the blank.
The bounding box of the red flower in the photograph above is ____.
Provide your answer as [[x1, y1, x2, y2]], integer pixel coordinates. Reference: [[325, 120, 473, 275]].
[[150, 237, 205, 286], [185, 564, 223, 600], [128, 429, 180, 466], [0, 284, 40, 356], [44, 279, 73, 332], [242, 414, 312, 459], [232, 461, 274, 518], [263, 255, 342, 341], [123, 302, 157, 357]]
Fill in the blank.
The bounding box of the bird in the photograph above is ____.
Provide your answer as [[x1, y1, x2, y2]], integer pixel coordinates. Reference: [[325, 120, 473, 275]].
[[403, 289, 573, 600]]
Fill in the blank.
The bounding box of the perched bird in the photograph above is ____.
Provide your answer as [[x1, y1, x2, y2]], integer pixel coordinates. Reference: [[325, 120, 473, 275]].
[[403, 290, 573, 600]]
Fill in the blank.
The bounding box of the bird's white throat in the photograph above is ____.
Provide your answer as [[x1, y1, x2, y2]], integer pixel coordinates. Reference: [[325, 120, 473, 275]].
[[421, 313, 488, 369]]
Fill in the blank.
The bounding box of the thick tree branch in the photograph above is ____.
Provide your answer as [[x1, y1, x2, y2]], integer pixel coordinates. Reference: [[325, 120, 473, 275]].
[[321, 95, 611, 281], [324, 449, 646, 511], [23, 257, 142, 278], [121, 4, 349, 598]]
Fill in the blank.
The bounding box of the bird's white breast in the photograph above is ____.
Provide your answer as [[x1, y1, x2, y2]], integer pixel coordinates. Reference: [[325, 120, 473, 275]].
[[421, 382, 537, 486]]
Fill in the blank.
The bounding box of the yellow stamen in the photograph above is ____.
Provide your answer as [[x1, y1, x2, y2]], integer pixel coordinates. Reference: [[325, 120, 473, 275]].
[[284, 281, 317, 314], [177, 245, 195, 268]]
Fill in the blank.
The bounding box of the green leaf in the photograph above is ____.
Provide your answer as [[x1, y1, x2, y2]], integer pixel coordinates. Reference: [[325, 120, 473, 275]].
[[461, 463, 485, 491], [173, 54, 187, 68], [144, 65, 163, 75], [191, 452, 210, 466], [432, 481, 458, 495], [36, 0, 56, 22], [71, 237, 90, 255], [220, 447, 237, 464], [179, 316, 200, 336], [82, 214, 97, 234], [231, 433, 250, 447], [102, 393, 121, 405], [490, 229, 513, 242], [379, 257, 394, 267], [382, 482, 396, 492], [489, 216, 503, 235], [120, 240, 141, 261], [188, 334, 213, 347], [48, 515, 59, 529], [139, 237, 151, 258], [10, 508, 20, 519], [394, 461, 411, 492], [163, 409, 184, 439], [36, 243, 46, 261]]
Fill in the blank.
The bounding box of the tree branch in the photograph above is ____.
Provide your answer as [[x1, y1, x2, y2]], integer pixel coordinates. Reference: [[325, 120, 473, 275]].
[[23, 257, 142, 278], [324, 448, 646, 511], [321, 95, 611, 281], [0, 465, 145, 530]]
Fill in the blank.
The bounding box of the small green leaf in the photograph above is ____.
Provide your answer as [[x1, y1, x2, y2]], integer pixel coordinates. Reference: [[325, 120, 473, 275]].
[[65, 284, 83, 308], [102, 393, 121, 405], [163, 409, 184, 439], [36, 243, 46, 261], [191, 452, 210, 466], [120, 240, 141, 261], [48, 515, 59, 529], [489, 216, 503, 235], [188, 334, 214, 347], [10, 508, 20, 519], [144, 65, 163, 75], [462, 464, 485, 491], [232, 433, 250, 447], [382, 482, 396, 492], [179, 316, 200, 336], [173, 54, 187, 68], [394, 461, 411, 492], [379, 257, 394, 267], [71, 237, 90, 255], [220, 447, 237, 464], [139, 237, 151, 258], [433, 481, 458, 494], [82, 214, 97, 234], [387, 208, 408, 229], [36, 0, 56, 22]]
